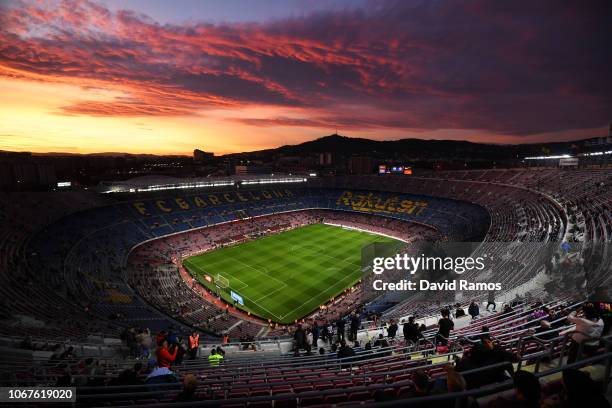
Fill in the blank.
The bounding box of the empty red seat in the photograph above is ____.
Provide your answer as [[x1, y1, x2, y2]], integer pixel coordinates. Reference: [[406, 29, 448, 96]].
[[274, 398, 298, 408], [324, 393, 348, 404], [397, 384, 415, 397], [250, 389, 270, 397], [293, 385, 313, 393], [249, 401, 273, 408], [272, 386, 292, 395], [314, 382, 334, 391], [300, 395, 324, 406], [333, 380, 353, 388]]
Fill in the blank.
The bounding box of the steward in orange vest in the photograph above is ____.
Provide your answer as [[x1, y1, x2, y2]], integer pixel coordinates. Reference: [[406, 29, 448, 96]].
[[188, 332, 200, 360]]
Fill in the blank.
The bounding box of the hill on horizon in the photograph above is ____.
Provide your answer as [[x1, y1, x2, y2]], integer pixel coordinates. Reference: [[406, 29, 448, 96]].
[[226, 134, 590, 161], [1, 134, 598, 159]]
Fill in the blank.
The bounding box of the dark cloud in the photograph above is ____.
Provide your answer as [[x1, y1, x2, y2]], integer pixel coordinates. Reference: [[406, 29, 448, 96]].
[[0, 0, 610, 135]]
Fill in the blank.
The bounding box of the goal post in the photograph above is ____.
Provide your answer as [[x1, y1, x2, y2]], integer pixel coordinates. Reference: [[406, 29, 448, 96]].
[[216, 274, 230, 289]]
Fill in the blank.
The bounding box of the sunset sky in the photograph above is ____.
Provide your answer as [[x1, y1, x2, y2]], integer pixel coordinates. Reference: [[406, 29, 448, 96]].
[[0, 0, 610, 155]]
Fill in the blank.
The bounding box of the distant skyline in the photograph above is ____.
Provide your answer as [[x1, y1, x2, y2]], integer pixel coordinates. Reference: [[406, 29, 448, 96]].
[[0, 0, 610, 155]]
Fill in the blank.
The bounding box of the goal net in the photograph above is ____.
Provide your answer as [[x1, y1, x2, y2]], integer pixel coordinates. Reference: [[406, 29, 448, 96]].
[[216, 274, 230, 289]]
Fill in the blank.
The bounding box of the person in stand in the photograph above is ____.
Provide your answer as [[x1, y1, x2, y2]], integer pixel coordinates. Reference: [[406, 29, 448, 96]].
[[156, 339, 178, 369], [436, 309, 454, 346], [455, 303, 466, 318], [188, 331, 200, 360], [513, 370, 541, 408], [337, 340, 355, 369], [387, 319, 398, 339], [487, 290, 497, 312], [337, 339, 355, 359], [293, 324, 307, 354], [350, 313, 360, 342], [111, 363, 144, 386], [321, 323, 330, 344], [174, 337, 187, 365], [468, 300, 480, 320], [173, 374, 198, 402], [561, 305, 604, 363], [405, 370, 431, 397], [403, 316, 422, 346], [373, 333, 390, 354], [336, 318, 346, 342], [556, 368, 609, 408], [457, 335, 517, 388], [311, 322, 320, 348]]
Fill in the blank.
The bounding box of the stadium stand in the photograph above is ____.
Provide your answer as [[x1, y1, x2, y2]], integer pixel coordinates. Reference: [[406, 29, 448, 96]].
[[1, 168, 611, 407]]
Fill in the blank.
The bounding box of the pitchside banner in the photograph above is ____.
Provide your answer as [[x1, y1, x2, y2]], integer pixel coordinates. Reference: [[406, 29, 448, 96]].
[[360, 241, 612, 306]]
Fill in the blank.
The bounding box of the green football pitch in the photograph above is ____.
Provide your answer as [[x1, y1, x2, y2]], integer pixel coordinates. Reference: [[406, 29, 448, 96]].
[[182, 223, 399, 324]]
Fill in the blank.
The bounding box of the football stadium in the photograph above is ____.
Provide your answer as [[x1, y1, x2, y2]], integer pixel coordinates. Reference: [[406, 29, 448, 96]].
[[1, 1, 611, 407], [2, 167, 612, 406]]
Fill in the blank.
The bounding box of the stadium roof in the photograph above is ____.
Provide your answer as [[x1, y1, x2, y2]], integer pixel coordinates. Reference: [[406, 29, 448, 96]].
[[97, 174, 309, 193]]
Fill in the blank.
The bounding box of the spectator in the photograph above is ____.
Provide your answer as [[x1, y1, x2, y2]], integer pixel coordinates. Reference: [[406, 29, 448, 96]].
[[337, 340, 355, 369], [409, 369, 431, 397], [455, 304, 466, 318], [312, 322, 320, 348], [293, 324, 307, 352], [437, 309, 454, 346], [445, 366, 476, 408], [156, 339, 177, 369], [534, 320, 556, 341], [173, 373, 198, 402], [513, 370, 541, 408], [167, 330, 179, 345], [557, 368, 610, 408], [561, 305, 604, 363], [321, 323, 330, 343], [446, 366, 467, 392], [487, 291, 496, 311], [350, 313, 360, 341], [403, 316, 423, 346], [174, 337, 187, 365], [111, 363, 144, 386], [145, 365, 178, 385], [336, 318, 346, 342], [468, 301, 480, 320], [337, 340, 355, 359], [136, 328, 152, 359], [156, 330, 167, 347], [387, 319, 398, 338], [511, 294, 523, 308], [373, 333, 389, 348], [457, 336, 517, 388]]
